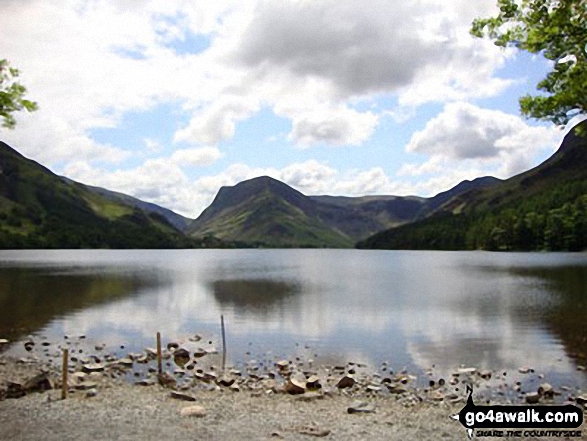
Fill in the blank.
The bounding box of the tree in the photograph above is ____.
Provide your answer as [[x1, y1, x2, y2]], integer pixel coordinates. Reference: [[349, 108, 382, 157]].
[[471, 0, 587, 129], [0, 59, 38, 129]]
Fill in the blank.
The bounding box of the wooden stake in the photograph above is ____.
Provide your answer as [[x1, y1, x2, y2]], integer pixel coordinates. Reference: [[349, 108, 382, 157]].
[[61, 349, 68, 400], [156, 332, 162, 375], [221, 315, 227, 371]]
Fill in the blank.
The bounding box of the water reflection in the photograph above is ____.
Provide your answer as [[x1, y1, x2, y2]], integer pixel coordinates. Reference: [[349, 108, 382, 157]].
[[210, 279, 301, 311], [0, 250, 585, 389]]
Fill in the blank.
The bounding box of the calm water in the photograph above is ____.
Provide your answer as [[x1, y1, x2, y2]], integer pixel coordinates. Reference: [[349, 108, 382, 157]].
[[0, 249, 586, 388]]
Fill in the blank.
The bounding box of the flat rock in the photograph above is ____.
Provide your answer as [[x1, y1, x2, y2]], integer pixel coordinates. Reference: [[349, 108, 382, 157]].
[[173, 348, 191, 367], [170, 391, 196, 402], [118, 358, 133, 367], [285, 372, 307, 395], [348, 401, 376, 414], [194, 349, 207, 358], [82, 363, 105, 373], [86, 388, 98, 398], [518, 367, 532, 374], [576, 395, 587, 406], [457, 367, 476, 375], [157, 372, 176, 388], [526, 392, 540, 404], [276, 360, 289, 369], [180, 405, 206, 417], [478, 370, 492, 380], [74, 381, 98, 391], [135, 379, 156, 387], [0, 339, 9, 345], [306, 375, 321, 389], [217, 376, 235, 387]]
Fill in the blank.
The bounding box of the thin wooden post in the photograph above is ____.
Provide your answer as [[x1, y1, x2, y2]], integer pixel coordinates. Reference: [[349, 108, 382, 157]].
[[156, 332, 162, 375], [221, 315, 227, 371], [61, 349, 68, 400]]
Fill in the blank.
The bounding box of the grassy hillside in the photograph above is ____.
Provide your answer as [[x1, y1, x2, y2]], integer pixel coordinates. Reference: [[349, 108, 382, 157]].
[[357, 123, 587, 251], [0, 141, 195, 249]]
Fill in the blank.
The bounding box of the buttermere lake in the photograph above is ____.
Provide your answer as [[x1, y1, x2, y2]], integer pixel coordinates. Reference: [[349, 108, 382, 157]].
[[0, 249, 586, 389]]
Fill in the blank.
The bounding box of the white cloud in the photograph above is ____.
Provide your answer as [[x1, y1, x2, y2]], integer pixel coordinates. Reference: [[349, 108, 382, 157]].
[[405, 102, 561, 177], [170, 146, 223, 167]]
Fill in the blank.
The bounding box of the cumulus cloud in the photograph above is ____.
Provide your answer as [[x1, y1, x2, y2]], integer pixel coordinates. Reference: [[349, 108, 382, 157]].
[[405, 102, 561, 176], [170, 146, 223, 167]]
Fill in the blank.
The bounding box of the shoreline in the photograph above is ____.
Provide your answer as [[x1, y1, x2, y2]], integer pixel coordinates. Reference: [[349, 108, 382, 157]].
[[1, 335, 587, 440]]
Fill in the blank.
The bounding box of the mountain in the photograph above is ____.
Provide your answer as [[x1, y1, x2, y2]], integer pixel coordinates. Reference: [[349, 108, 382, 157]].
[[357, 122, 587, 251], [72, 182, 192, 232], [187, 174, 500, 248], [187, 176, 357, 247], [0, 141, 195, 249]]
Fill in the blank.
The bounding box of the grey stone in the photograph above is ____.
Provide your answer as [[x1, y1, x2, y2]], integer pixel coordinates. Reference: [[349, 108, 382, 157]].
[[348, 401, 376, 414], [525, 392, 540, 404], [170, 391, 196, 402], [180, 405, 206, 417], [86, 388, 98, 398], [82, 363, 105, 373], [538, 383, 554, 397]]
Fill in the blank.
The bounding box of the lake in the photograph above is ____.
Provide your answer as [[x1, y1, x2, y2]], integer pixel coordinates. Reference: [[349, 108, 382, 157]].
[[0, 249, 586, 390]]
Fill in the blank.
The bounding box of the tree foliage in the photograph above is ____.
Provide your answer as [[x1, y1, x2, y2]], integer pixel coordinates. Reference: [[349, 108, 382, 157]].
[[0, 59, 38, 129], [471, 0, 587, 128]]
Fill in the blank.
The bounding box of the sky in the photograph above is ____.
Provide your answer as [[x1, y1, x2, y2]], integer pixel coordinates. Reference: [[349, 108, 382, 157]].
[[0, 0, 581, 219]]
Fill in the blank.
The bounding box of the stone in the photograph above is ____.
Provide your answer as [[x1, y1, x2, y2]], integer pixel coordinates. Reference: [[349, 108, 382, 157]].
[[306, 375, 321, 390], [457, 367, 476, 375], [86, 388, 98, 398], [478, 370, 492, 380], [297, 426, 330, 437], [188, 334, 202, 342], [157, 372, 177, 388], [518, 367, 532, 374], [0, 339, 9, 345], [145, 348, 157, 357], [75, 381, 98, 391], [135, 379, 156, 387], [348, 401, 376, 414], [576, 395, 587, 406], [118, 358, 133, 367], [285, 372, 307, 395], [72, 372, 87, 381], [336, 375, 355, 389], [366, 385, 382, 393], [194, 349, 207, 358], [276, 360, 289, 369], [229, 384, 240, 392], [170, 391, 196, 402], [173, 348, 191, 367], [82, 363, 105, 373], [428, 390, 444, 402], [525, 392, 540, 404], [538, 383, 554, 397], [217, 376, 236, 387], [387, 384, 408, 394], [180, 405, 206, 417], [167, 342, 179, 351]]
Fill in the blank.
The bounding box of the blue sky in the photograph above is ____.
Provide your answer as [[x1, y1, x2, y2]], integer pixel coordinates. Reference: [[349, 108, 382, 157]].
[[1, 0, 580, 218]]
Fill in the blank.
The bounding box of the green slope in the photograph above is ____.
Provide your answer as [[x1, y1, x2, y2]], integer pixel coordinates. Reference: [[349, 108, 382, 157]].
[[0, 141, 194, 249], [357, 123, 587, 251], [188, 177, 355, 247]]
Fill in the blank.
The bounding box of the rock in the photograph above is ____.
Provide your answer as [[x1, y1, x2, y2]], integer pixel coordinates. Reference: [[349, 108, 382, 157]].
[[285, 372, 307, 395], [526, 392, 540, 404], [457, 367, 476, 375], [0, 339, 9, 345], [538, 383, 554, 397], [6, 381, 27, 399], [205, 346, 217, 354], [173, 348, 191, 367], [336, 375, 355, 389], [428, 390, 444, 402], [86, 388, 98, 398], [306, 375, 321, 390], [170, 391, 196, 402], [387, 384, 408, 394], [82, 363, 105, 373], [94, 344, 105, 351], [478, 370, 492, 380], [229, 384, 240, 392], [276, 360, 289, 369], [193, 349, 207, 358], [297, 426, 330, 437], [348, 400, 376, 414], [24, 342, 34, 352], [180, 405, 206, 417], [157, 372, 176, 388], [145, 348, 157, 357], [135, 379, 156, 386], [75, 381, 98, 391], [216, 376, 236, 387], [72, 372, 87, 382], [188, 334, 202, 342], [118, 358, 133, 367], [576, 395, 587, 406], [6, 372, 54, 398], [518, 367, 532, 374], [366, 385, 382, 393], [167, 342, 179, 351]]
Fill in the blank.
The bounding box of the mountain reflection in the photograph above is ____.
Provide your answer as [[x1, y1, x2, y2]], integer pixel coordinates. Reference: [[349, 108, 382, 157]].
[[210, 279, 301, 313], [0, 266, 162, 342]]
